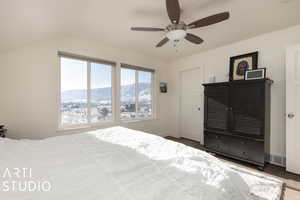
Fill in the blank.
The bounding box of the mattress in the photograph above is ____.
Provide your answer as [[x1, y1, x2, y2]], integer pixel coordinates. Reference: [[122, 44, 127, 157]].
[[0, 126, 283, 200]]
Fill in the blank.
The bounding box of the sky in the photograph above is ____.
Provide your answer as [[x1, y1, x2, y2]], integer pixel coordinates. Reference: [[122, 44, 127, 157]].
[[61, 57, 151, 92]]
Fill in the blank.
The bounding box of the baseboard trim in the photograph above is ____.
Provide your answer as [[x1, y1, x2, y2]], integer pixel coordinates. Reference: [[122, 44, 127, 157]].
[[265, 154, 286, 167]]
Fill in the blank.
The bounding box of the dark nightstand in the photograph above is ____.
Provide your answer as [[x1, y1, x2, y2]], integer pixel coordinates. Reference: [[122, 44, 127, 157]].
[[0, 129, 7, 138]]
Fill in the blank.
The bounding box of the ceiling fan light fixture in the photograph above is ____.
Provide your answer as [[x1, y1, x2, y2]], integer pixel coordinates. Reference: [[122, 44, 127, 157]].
[[130, 0, 230, 47], [166, 30, 187, 41]]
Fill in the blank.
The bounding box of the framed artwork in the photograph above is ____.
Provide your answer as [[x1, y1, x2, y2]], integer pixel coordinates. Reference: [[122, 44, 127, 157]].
[[245, 68, 266, 80], [229, 52, 258, 81], [160, 82, 167, 93]]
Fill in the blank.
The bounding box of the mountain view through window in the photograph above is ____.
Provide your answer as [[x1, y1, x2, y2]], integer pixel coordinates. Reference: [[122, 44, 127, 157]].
[[120, 67, 153, 120], [60, 57, 113, 127], [60, 54, 154, 128]]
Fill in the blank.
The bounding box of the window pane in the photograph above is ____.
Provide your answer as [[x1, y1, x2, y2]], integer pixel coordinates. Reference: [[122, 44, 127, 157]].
[[120, 68, 136, 119], [90, 63, 112, 123], [138, 71, 152, 118], [61, 57, 87, 126]]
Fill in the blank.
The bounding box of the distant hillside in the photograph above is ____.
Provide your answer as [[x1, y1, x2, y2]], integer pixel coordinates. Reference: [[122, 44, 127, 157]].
[[62, 83, 151, 103]]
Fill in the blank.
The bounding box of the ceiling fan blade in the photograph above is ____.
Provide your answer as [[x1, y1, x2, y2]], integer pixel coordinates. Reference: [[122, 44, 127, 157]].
[[188, 12, 230, 29], [166, 0, 180, 24], [156, 37, 169, 47], [185, 33, 203, 44], [131, 27, 165, 32]]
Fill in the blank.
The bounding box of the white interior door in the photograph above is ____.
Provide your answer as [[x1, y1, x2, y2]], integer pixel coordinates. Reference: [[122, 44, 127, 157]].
[[286, 45, 300, 175], [180, 68, 204, 143]]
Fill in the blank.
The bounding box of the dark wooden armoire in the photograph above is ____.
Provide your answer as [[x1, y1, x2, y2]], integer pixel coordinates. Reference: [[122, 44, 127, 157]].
[[203, 79, 272, 169]]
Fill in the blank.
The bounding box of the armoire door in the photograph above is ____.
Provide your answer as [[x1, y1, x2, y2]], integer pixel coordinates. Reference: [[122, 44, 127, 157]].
[[230, 83, 265, 138], [204, 85, 229, 131]]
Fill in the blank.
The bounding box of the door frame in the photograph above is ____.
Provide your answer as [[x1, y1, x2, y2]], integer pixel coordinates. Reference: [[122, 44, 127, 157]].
[[178, 66, 205, 144]]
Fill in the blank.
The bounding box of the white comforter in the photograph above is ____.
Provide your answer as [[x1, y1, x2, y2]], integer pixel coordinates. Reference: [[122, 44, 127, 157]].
[[0, 127, 283, 200]]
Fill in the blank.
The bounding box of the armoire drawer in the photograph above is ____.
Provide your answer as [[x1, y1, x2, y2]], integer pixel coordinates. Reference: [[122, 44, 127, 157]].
[[204, 132, 265, 165], [228, 137, 264, 164], [204, 132, 229, 153]]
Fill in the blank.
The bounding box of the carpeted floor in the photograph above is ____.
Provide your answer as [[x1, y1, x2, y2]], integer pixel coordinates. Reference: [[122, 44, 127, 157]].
[[165, 136, 300, 200]]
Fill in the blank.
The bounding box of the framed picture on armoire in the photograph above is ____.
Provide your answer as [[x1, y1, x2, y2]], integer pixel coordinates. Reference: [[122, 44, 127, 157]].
[[229, 52, 258, 81]]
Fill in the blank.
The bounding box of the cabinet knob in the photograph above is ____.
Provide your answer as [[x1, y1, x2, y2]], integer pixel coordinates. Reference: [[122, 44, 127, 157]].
[[288, 113, 295, 119]]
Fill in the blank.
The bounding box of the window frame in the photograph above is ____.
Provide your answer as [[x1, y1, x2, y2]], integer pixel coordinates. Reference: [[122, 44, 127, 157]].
[[120, 64, 155, 122], [58, 52, 116, 130]]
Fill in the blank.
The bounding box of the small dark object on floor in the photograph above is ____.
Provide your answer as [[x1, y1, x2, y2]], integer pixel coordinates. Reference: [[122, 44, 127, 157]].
[[0, 127, 7, 138]]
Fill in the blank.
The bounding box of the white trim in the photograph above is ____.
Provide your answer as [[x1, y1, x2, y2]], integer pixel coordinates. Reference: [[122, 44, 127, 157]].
[[120, 117, 155, 124], [87, 62, 91, 124], [56, 121, 116, 132], [58, 51, 116, 66], [115, 63, 121, 124], [120, 63, 155, 73], [111, 63, 117, 123], [151, 71, 156, 119], [57, 56, 62, 129], [135, 70, 139, 117]]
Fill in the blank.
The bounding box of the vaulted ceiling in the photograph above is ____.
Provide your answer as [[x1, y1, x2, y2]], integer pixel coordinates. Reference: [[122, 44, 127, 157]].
[[1, 0, 300, 61]]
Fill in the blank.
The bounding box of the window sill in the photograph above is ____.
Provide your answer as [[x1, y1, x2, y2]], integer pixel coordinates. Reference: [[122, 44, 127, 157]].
[[56, 117, 157, 132], [56, 121, 115, 132], [120, 117, 156, 123]]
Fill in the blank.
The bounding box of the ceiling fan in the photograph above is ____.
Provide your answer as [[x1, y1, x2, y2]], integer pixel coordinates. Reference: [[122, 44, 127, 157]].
[[131, 0, 230, 48]]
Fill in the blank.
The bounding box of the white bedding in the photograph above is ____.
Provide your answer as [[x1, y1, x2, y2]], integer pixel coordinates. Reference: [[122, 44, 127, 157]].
[[0, 127, 283, 200]]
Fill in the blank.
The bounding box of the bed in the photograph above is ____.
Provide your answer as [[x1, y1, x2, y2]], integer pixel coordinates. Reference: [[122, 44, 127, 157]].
[[0, 126, 284, 200]]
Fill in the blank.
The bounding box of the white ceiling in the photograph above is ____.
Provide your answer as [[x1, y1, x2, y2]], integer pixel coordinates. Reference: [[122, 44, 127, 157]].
[[1, 0, 300, 61]]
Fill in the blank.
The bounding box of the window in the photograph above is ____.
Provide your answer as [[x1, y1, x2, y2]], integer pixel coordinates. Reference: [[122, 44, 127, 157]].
[[58, 52, 155, 129], [60, 57, 88, 125], [90, 63, 113, 123], [120, 64, 154, 120], [59, 52, 115, 128]]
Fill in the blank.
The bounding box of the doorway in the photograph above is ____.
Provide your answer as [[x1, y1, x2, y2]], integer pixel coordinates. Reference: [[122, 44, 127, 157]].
[[286, 45, 300, 175], [179, 67, 204, 143]]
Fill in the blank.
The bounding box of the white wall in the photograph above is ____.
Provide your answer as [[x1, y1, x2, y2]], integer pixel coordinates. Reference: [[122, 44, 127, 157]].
[[0, 37, 170, 139], [165, 24, 300, 160]]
